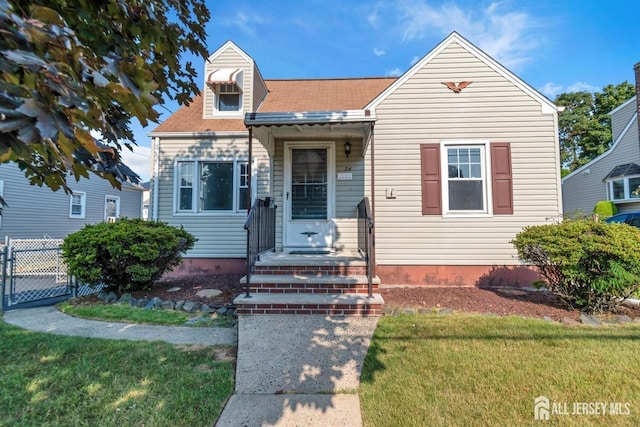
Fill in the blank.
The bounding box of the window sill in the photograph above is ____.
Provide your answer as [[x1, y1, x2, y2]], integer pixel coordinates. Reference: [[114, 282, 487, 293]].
[[173, 212, 248, 216], [442, 212, 493, 219], [611, 199, 640, 204]]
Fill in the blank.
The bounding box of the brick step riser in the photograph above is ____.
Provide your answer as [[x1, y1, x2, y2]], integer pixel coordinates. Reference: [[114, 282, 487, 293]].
[[253, 266, 367, 276], [250, 285, 378, 294], [236, 303, 382, 316]]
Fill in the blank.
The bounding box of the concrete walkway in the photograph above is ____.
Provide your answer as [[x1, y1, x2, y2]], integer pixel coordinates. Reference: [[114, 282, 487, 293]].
[[2, 305, 236, 346], [3, 307, 379, 426], [215, 314, 379, 427]]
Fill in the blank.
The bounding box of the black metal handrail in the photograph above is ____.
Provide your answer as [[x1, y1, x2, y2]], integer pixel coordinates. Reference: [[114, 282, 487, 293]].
[[244, 197, 276, 297], [357, 197, 374, 297]]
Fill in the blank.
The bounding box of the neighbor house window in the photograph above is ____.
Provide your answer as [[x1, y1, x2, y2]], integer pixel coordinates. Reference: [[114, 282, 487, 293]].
[[104, 196, 120, 221], [216, 83, 242, 112], [607, 176, 640, 201], [176, 160, 249, 213], [70, 192, 86, 218]]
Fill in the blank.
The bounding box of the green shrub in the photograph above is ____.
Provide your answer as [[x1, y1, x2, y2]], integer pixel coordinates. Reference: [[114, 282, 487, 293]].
[[512, 219, 640, 313], [62, 219, 196, 294], [593, 200, 617, 219]]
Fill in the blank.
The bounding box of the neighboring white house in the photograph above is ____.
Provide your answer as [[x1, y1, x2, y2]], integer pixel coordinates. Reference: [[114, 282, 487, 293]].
[[0, 162, 144, 239], [562, 64, 640, 216], [149, 32, 562, 286]]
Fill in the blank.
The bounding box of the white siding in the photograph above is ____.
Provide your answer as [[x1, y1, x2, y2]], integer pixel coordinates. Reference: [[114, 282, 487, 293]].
[[370, 41, 561, 266], [611, 97, 637, 140], [562, 117, 639, 215], [0, 163, 142, 239], [155, 135, 270, 258]]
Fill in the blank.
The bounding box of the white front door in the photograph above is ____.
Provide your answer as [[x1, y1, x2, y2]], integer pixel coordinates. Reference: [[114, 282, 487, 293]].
[[284, 142, 335, 252]]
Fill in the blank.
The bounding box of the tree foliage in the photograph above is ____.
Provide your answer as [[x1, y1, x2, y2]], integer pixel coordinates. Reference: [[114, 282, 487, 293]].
[[556, 82, 635, 173], [62, 218, 197, 294], [0, 0, 209, 191]]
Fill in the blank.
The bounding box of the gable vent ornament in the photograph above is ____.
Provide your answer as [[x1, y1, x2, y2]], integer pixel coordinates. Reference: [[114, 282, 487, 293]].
[[442, 81, 472, 93]]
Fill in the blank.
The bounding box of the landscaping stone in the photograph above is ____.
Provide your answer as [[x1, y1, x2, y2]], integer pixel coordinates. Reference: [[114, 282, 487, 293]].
[[129, 297, 138, 307], [226, 308, 236, 317], [580, 314, 603, 326], [403, 308, 416, 314], [160, 300, 175, 310], [418, 308, 432, 314], [137, 298, 150, 308], [216, 307, 228, 316], [116, 293, 131, 305], [151, 297, 163, 309], [200, 304, 213, 314], [438, 308, 453, 315], [615, 315, 633, 323], [561, 317, 580, 326], [175, 300, 185, 311], [143, 299, 155, 310], [382, 306, 394, 315], [97, 290, 108, 301], [196, 289, 222, 298], [105, 291, 118, 304], [166, 287, 181, 293], [543, 316, 555, 322], [182, 301, 199, 313]]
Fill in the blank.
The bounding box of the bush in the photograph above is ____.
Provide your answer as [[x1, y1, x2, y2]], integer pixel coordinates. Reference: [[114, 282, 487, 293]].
[[62, 219, 196, 294], [593, 200, 617, 219], [512, 219, 640, 313]]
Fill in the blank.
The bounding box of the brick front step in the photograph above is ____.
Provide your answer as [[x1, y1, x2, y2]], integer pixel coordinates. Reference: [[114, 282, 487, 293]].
[[253, 265, 367, 276], [240, 274, 380, 294], [233, 293, 384, 316]]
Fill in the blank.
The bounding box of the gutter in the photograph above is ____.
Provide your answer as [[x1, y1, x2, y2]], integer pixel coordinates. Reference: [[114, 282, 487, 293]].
[[152, 136, 160, 221]]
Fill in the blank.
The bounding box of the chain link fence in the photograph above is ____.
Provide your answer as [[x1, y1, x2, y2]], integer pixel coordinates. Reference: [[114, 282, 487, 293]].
[[2, 238, 103, 310]]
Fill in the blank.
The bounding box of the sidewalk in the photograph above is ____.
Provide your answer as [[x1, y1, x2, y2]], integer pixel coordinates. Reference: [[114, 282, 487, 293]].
[[215, 314, 379, 427], [2, 305, 236, 346]]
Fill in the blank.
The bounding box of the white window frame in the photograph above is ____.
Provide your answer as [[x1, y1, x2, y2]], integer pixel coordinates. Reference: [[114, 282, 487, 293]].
[[606, 175, 640, 202], [174, 158, 252, 215], [440, 141, 492, 217], [69, 192, 86, 219], [104, 195, 120, 221], [213, 83, 243, 117]]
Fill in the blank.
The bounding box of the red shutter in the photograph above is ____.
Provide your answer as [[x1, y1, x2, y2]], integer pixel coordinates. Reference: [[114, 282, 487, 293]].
[[490, 143, 513, 215], [421, 144, 442, 215]]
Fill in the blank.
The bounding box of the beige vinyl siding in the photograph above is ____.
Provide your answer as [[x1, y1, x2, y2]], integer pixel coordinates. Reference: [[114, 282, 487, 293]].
[[252, 63, 268, 110], [611, 98, 637, 140], [562, 119, 639, 215], [203, 47, 254, 119], [370, 41, 561, 266], [156, 135, 270, 258], [271, 137, 364, 251]]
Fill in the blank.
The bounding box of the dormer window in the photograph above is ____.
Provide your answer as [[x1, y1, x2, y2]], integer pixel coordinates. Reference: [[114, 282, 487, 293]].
[[207, 68, 244, 115]]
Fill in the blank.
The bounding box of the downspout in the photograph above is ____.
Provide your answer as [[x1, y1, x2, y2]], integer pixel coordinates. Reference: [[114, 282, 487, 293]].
[[152, 136, 160, 221], [370, 124, 376, 276]]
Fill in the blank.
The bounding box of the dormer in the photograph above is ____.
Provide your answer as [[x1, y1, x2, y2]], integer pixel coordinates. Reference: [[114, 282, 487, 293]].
[[202, 41, 267, 119]]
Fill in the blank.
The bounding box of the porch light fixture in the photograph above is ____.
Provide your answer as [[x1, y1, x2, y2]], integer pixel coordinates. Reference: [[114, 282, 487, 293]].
[[344, 141, 352, 158]]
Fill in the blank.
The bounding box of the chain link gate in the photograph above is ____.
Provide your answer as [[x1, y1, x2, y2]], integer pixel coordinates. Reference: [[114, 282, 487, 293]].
[[1, 239, 103, 311]]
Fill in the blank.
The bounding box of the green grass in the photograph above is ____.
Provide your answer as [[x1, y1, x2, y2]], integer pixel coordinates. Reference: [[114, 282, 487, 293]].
[[0, 320, 234, 426], [360, 313, 640, 426], [57, 301, 236, 327]]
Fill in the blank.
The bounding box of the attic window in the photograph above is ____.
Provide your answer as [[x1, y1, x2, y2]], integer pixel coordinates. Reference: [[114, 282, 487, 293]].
[[207, 68, 243, 114]]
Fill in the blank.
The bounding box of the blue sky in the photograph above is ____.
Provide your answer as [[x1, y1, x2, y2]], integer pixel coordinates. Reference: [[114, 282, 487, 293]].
[[124, 0, 640, 181]]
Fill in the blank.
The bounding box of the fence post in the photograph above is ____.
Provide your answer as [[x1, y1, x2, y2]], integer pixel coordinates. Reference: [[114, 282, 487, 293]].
[[0, 244, 7, 313]]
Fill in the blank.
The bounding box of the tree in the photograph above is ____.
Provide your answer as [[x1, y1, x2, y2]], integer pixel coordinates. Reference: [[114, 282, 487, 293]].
[[0, 0, 209, 192], [556, 82, 635, 174]]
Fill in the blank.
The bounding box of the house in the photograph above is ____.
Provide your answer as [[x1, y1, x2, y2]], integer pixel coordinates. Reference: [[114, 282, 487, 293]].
[[149, 32, 562, 292], [0, 162, 144, 240], [562, 64, 640, 215]]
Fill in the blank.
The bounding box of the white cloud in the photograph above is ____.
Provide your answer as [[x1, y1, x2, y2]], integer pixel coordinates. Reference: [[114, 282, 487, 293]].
[[397, 1, 542, 70], [539, 82, 563, 98], [367, 9, 379, 28], [224, 11, 271, 35], [120, 145, 152, 182], [410, 55, 421, 65], [374, 47, 386, 56], [567, 81, 600, 93], [386, 67, 403, 77]]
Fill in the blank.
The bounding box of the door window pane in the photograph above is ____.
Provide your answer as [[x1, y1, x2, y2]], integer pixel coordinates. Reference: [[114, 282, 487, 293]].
[[291, 148, 327, 220]]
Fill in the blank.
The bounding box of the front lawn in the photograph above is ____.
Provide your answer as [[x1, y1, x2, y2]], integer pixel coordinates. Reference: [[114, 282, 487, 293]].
[[0, 320, 234, 426], [360, 313, 640, 426]]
